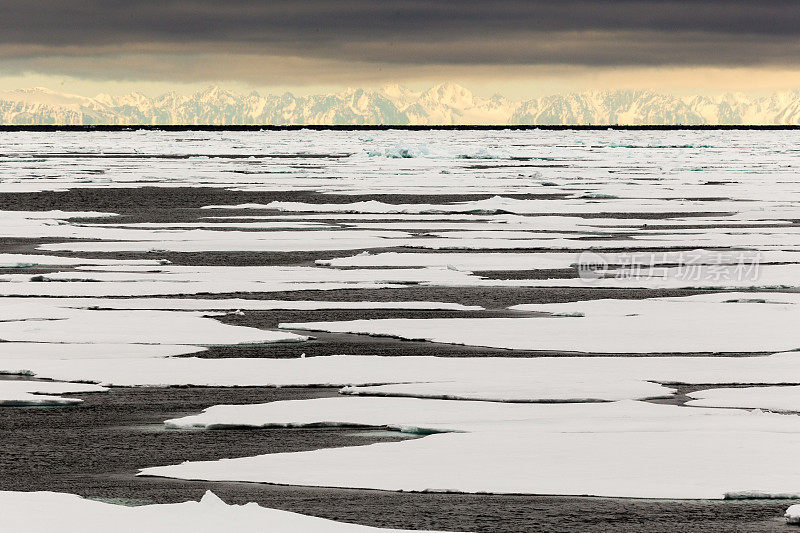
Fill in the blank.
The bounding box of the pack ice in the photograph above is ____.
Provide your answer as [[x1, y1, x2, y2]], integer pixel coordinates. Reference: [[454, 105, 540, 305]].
[[0, 380, 106, 406], [141, 396, 800, 499], [0, 490, 451, 532], [281, 293, 800, 353]]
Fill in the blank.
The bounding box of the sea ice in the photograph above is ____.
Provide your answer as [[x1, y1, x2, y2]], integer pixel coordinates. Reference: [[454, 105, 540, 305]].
[[0, 253, 167, 268], [0, 265, 478, 296], [317, 250, 800, 271], [142, 398, 800, 499], [9, 353, 800, 403], [0, 490, 445, 532], [0, 342, 205, 360], [281, 294, 800, 353], [0, 380, 107, 406], [786, 504, 800, 524], [0, 298, 305, 345], [14, 297, 481, 311], [687, 386, 800, 411]]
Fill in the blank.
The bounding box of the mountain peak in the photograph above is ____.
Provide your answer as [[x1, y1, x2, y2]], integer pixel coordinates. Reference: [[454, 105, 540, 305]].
[[3, 84, 800, 125], [419, 82, 474, 112], [0, 86, 97, 109]]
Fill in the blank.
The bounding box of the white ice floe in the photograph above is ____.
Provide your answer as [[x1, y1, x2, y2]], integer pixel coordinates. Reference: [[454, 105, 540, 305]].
[[36, 229, 409, 253], [204, 196, 746, 216], [142, 398, 800, 499], [164, 395, 540, 432], [687, 386, 800, 411], [0, 295, 472, 365], [86, 221, 332, 229], [0, 298, 304, 345], [209, 213, 792, 227], [282, 294, 800, 353], [318, 251, 578, 270], [0, 342, 205, 360], [0, 380, 107, 406], [317, 250, 800, 271], [19, 202, 800, 254], [0, 355, 670, 400], [0, 265, 479, 296], [786, 504, 800, 524], [0, 490, 443, 532], [0, 254, 167, 268], [2, 297, 480, 312], [0, 308, 304, 345], [12, 352, 800, 403], [0, 210, 117, 220]]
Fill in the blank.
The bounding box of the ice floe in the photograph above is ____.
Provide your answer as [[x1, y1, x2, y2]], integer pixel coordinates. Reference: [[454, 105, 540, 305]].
[[0, 298, 304, 345], [0, 265, 479, 296], [141, 398, 800, 499], [0, 254, 168, 268], [786, 504, 800, 524], [0, 355, 670, 399], [204, 196, 747, 216], [687, 386, 800, 412], [9, 352, 800, 402], [0, 297, 480, 312], [0, 490, 442, 532], [0, 308, 303, 345], [0, 342, 205, 360], [282, 293, 800, 353], [318, 250, 800, 270], [0, 380, 107, 406]]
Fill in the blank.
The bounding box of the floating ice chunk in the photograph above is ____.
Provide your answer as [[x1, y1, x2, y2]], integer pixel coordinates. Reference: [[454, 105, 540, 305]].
[[0, 306, 304, 345], [687, 386, 800, 411], [0, 265, 480, 297], [281, 294, 800, 353], [0, 380, 106, 406], [0, 297, 481, 312], [85, 221, 332, 229], [0, 490, 445, 532], [339, 379, 670, 403], [204, 196, 746, 215], [786, 504, 800, 524], [0, 342, 205, 360], [165, 396, 531, 432], [0, 254, 167, 268], [318, 251, 577, 270], [142, 399, 800, 499], [0, 210, 118, 219], [11, 353, 800, 401], [317, 250, 800, 271]]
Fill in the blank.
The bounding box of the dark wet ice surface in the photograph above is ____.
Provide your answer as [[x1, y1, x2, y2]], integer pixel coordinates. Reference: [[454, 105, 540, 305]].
[[0, 386, 794, 533]]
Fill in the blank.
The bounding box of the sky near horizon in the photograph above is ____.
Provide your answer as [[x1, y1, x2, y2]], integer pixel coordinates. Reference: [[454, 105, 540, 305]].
[[3, 1, 800, 98]]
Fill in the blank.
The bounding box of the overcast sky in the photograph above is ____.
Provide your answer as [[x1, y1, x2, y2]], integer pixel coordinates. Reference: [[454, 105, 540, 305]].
[[3, 1, 800, 97]]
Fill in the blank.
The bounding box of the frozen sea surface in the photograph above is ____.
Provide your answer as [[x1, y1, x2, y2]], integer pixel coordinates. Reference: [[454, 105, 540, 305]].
[[0, 385, 794, 533], [3, 129, 800, 531]]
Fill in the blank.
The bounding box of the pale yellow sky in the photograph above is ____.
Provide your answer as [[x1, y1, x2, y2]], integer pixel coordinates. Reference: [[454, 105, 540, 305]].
[[5, 65, 800, 100]]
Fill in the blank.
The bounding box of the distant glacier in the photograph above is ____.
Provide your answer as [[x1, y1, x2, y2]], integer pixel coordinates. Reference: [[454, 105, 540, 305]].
[[3, 82, 800, 125]]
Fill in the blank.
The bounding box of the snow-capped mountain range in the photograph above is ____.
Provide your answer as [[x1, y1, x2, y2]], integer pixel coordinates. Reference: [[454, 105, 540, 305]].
[[3, 83, 800, 125]]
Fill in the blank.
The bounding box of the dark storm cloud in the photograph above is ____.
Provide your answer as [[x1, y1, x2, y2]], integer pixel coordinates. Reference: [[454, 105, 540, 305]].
[[3, 0, 800, 66]]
